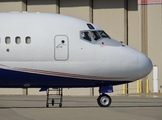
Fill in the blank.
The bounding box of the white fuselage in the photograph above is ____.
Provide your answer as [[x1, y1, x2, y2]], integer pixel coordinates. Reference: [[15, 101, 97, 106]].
[[0, 12, 152, 88]]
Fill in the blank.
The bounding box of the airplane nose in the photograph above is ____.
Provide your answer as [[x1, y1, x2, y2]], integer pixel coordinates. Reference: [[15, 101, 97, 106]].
[[138, 53, 153, 79]]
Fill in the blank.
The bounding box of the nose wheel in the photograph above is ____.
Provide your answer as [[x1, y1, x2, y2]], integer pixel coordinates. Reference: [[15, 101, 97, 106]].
[[97, 94, 112, 107]]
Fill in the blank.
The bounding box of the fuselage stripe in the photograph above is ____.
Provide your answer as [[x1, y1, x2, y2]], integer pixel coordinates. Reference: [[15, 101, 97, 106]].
[[14, 67, 129, 80], [0, 64, 130, 80]]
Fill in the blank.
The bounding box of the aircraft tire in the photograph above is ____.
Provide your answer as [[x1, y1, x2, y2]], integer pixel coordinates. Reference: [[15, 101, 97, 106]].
[[97, 94, 111, 107]]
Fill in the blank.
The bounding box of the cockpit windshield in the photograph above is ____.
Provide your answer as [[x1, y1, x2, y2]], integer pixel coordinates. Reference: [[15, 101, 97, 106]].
[[98, 31, 111, 38], [81, 31, 91, 41], [80, 30, 111, 43], [91, 31, 101, 41]]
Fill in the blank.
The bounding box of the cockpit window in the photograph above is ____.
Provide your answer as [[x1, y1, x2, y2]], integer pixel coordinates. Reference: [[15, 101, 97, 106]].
[[87, 24, 95, 29], [98, 31, 111, 38], [91, 31, 101, 41], [80, 30, 111, 43], [81, 31, 91, 41]]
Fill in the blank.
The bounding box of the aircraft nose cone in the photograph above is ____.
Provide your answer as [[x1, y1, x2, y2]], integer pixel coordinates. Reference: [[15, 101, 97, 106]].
[[138, 53, 153, 79]]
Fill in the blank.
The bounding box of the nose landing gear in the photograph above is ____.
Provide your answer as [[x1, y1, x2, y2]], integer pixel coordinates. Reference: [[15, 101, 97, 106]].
[[97, 94, 112, 107], [97, 86, 113, 107]]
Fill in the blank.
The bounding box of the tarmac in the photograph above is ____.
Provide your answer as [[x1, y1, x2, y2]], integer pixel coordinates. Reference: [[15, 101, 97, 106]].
[[0, 94, 162, 120]]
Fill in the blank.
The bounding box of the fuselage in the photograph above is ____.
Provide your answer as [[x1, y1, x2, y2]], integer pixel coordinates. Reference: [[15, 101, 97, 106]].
[[0, 12, 153, 88]]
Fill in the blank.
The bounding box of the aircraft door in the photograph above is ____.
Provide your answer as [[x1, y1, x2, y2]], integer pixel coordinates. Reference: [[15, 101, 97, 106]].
[[54, 35, 69, 61]]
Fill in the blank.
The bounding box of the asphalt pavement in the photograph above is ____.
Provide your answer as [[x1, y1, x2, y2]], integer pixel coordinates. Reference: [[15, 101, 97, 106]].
[[0, 95, 162, 120]]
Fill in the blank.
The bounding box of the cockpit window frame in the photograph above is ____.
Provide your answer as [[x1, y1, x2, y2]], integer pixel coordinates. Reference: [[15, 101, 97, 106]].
[[80, 31, 92, 42], [91, 31, 101, 41], [80, 30, 110, 44], [98, 31, 111, 39]]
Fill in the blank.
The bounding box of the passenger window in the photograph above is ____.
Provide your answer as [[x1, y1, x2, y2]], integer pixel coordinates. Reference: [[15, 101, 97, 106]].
[[25, 36, 31, 44], [91, 31, 100, 41], [81, 31, 91, 41], [5, 37, 11, 44], [15, 37, 21, 44]]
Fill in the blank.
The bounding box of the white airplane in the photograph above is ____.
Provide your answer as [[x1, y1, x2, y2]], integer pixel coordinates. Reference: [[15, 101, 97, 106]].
[[0, 12, 152, 107]]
